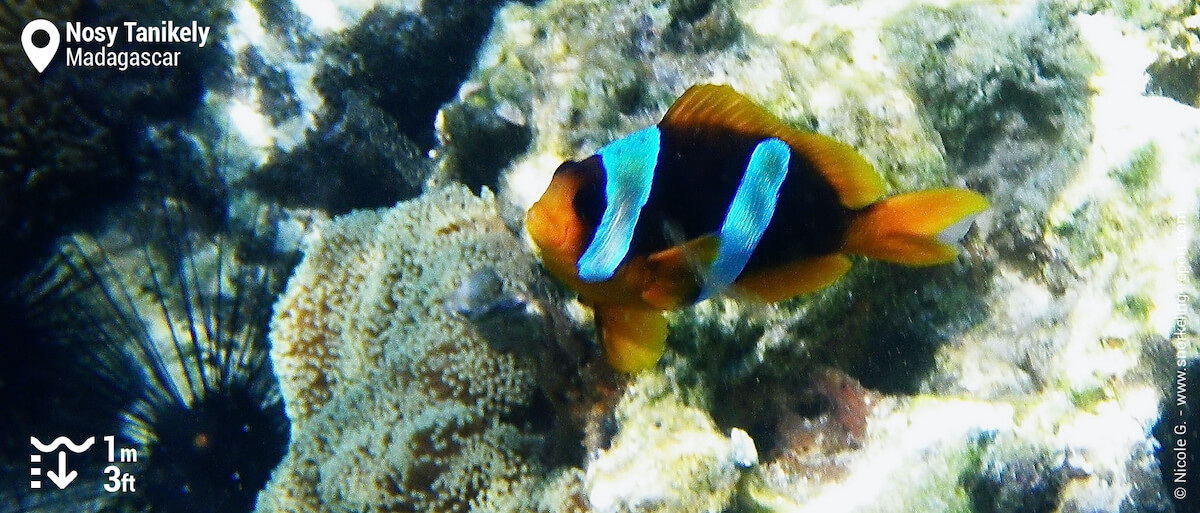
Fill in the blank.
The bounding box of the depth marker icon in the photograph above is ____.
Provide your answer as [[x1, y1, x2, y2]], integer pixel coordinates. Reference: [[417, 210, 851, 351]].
[[30, 436, 94, 490]]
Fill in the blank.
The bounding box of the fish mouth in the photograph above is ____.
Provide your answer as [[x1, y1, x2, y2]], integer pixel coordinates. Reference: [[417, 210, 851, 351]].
[[526, 200, 573, 252]]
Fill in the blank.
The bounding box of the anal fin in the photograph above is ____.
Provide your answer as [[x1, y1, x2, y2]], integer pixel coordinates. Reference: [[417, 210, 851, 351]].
[[733, 254, 853, 303], [595, 305, 668, 373]]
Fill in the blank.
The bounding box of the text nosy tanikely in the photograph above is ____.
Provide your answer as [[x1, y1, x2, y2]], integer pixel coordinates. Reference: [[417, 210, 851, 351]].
[[20, 18, 211, 73]]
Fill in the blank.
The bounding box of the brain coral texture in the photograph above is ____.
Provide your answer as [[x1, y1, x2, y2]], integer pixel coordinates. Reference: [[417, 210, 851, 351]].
[[255, 185, 544, 513]]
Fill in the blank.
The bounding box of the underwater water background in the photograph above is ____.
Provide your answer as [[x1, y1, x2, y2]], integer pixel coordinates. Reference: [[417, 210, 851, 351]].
[[1, 0, 1198, 512]]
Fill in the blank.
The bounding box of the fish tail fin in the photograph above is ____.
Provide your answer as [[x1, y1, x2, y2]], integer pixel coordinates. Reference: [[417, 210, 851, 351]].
[[594, 305, 668, 373], [842, 188, 988, 266]]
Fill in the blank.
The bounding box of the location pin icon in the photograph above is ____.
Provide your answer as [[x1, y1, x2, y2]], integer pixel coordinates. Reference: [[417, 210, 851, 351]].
[[22, 19, 59, 73]]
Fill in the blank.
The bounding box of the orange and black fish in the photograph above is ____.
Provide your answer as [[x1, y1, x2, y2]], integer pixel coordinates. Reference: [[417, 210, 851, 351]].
[[526, 84, 988, 372]]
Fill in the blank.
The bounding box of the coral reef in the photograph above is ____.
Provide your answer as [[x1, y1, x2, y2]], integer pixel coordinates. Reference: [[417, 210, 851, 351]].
[[245, 91, 430, 214], [584, 372, 754, 513], [256, 186, 559, 513], [233, 0, 528, 216], [424, 0, 1199, 511], [255, 185, 761, 513], [314, 0, 513, 152], [3, 0, 1195, 511], [883, 1, 1095, 279], [1129, 0, 1199, 107]]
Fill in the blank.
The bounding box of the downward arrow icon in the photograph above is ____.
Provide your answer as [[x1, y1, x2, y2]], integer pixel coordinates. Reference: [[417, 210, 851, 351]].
[[46, 451, 77, 489]]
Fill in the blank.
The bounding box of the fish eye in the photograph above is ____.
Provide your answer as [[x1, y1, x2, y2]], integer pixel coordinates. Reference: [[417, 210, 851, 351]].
[[559, 158, 606, 225], [572, 174, 605, 224]]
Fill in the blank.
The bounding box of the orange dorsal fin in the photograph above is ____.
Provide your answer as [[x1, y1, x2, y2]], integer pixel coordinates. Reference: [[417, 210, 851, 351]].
[[641, 234, 720, 309], [594, 305, 668, 373], [661, 84, 783, 135], [843, 188, 989, 266], [660, 84, 886, 208]]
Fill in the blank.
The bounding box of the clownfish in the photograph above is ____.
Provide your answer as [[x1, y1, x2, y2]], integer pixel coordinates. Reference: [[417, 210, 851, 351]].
[[526, 84, 988, 373]]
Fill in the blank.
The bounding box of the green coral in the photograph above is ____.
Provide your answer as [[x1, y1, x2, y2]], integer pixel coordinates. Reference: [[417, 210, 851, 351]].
[[1111, 142, 1160, 193], [1147, 54, 1200, 107], [1048, 200, 1105, 268], [1116, 294, 1153, 321], [1067, 384, 1110, 411]]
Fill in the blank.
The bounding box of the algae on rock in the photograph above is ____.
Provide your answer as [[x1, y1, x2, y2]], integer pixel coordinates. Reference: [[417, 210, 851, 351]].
[[255, 0, 1199, 511], [585, 371, 754, 513], [434, 0, 952, 216]]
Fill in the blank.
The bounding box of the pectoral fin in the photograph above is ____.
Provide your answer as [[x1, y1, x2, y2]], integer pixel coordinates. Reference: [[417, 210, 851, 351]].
[[641, 235, 720, 309], [595, 305, 668, 373]]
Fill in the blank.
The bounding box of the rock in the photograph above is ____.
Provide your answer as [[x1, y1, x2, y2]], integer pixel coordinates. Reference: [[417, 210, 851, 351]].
[[433, 0, 1198, 511], [584, 371, 751, 513]]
